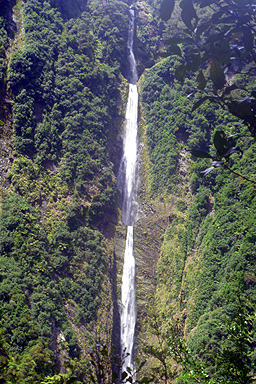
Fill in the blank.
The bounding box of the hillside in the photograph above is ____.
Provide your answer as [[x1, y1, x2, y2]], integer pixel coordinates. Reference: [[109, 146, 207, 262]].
[[0, 0, 256, 383], [136, 1, 256, 382], [0, 0, 162, 381], [137, 55, 256, 382], [0, 0, 130, 381]]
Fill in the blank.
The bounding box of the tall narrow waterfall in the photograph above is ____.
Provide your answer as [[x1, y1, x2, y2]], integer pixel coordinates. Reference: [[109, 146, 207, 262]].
[[118, 9, 138, 375]]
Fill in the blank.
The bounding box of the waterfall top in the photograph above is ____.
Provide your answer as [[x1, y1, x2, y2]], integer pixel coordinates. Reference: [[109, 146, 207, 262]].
[[128, 9, 138, 84]]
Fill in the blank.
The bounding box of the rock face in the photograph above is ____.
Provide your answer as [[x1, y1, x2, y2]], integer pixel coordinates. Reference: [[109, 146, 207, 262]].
[[134, 199, 172, 314], [5, 0, 256, 382], [112, 186, 173, 367], [0, 138, 12, 191]]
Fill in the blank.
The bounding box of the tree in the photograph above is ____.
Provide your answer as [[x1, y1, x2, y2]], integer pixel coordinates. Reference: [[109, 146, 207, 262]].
[[159, 0, 256, 179], [141, 298, 255, 383]]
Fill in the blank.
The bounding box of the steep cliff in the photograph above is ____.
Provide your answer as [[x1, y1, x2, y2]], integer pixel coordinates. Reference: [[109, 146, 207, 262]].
[[0, 0, 129, 381], [0, 0, 165, 381], [137, 49, 256, 382], [1, 0, 256, 383]]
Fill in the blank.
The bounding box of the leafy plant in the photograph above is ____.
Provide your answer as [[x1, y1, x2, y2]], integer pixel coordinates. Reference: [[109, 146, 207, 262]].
[[158, 0, 256, 180], [190, 129, 256, 183], [142, 298, 256, 384]]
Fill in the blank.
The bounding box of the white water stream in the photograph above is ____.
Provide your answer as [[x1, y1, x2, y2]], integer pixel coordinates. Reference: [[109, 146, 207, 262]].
[[118, 9, 138, 375]]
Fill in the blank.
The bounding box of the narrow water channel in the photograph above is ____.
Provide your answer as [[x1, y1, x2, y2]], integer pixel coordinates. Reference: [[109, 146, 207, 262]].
[[118, 9, 138, 375]]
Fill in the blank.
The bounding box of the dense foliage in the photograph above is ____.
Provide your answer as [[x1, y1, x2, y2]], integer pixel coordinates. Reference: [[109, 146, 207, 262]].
[[160, 0, 256, 173], [1, 0, 256, 382], [0, 0, 164, 380], [138, 0, 256, 382], [139, 54, 256, 381], [0, 0, 133, 381]]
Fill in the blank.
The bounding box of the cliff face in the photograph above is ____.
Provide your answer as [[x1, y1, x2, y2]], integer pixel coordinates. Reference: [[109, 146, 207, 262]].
[[1, 0, 256, 382], [0, 0, 164, 380], [0, 0, 129, 380], [137, 48, 256, 381]]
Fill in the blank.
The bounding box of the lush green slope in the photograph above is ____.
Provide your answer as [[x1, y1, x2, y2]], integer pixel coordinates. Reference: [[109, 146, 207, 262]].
[[139, 50, 256, 383], [0, 0, 164, 380], [1, 0, 256, 382], [0, 0, 130, 381]]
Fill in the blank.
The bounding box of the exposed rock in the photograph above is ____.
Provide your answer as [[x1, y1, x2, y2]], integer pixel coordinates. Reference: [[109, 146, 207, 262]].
[[0, 139, 12, 191], [178, 148, 189, 177], [51, 321, 69, 373]]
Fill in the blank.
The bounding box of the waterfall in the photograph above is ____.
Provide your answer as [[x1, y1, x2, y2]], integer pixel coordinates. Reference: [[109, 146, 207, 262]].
[[121, 225, 136, 372], [118, 9, 138, 376]]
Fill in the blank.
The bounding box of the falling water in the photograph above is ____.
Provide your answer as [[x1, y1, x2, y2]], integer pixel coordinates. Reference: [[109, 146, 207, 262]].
[[118, 9, 138, 375]]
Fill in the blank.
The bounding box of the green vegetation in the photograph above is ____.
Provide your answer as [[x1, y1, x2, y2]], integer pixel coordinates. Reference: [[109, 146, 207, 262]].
[[1, 0, 256, 382], [0, 0, 164, 379], [0, 191, 108, 379], [0, 0, 136, 381], [139, 56, 226, 194], [159, 0, 256, 171], [139, 297, 255, 383], [137, 0, 256, 382]]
